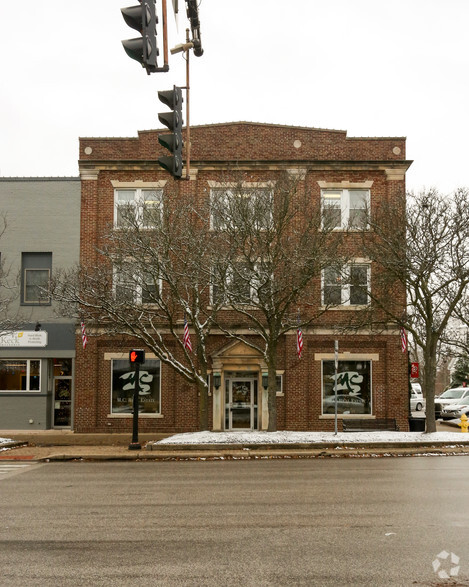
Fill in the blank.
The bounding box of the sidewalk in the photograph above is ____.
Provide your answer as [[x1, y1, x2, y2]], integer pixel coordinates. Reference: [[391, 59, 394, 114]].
[[1, 421, 469, 461]]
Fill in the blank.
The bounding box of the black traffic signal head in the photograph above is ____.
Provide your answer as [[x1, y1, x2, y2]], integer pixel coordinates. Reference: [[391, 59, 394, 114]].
[[121, 0, 159, 74], [129, 349, 145, 364], [158, 86, 183, 178]]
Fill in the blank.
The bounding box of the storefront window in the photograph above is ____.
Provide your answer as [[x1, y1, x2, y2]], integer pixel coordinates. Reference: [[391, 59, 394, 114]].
[[322, 360, 371, 415], [0, 359, 41, 392], [111, 359, 160, 415]]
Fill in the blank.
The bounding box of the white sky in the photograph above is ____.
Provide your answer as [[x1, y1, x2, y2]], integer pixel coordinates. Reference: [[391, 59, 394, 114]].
[[0, 0, 467, 193]]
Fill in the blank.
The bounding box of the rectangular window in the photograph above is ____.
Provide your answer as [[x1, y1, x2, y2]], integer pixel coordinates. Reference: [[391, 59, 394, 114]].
[[322, 189, 369, 229], [0, 359, 41, 392], [211, 262, 259, 305], [113, 265, 161, 305], [210, 187, 273, 230], [322, 264, 369, 306], [21, 252, 52, 305], [322, 360, 371, 415], [111, 359, 161, 414], [115, 189, 163, 228]]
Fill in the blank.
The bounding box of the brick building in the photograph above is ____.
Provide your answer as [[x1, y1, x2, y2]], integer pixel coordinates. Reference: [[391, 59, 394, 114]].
[[76, 122, 412, 433]]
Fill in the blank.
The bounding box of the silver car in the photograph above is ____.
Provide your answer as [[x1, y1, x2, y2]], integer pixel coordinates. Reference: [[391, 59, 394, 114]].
[[434, 387, 469, 419]]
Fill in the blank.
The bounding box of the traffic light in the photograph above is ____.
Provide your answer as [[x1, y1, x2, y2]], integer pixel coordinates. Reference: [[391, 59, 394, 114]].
[[129, 349, 145, 364], [121, 0, 158, 74], [158, 86, 183, 178]]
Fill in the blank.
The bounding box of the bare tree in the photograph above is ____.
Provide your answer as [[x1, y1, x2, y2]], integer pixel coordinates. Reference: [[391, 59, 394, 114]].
[[0, 214, 22, 334], [358, 188, 469, 432], [210, 172, 344, 431], [52, 189, 229, 430]]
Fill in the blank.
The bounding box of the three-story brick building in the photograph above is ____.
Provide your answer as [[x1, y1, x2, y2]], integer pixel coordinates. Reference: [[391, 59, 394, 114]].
[[76, 122, 411, 433]]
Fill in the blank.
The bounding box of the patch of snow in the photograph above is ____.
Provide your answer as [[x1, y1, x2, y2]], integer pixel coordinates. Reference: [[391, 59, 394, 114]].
[[0, 437, 14, 445], [156, 430, 469, 445]]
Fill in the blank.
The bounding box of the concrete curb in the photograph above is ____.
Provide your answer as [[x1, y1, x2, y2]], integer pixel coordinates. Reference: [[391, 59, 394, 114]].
[[23, 444, 469, 462]]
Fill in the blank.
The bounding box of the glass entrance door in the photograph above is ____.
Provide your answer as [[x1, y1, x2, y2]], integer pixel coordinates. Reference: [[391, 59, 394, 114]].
[[52, 358, 73, 428], [225, 377, 258, 430], [53, 378, 72, 427]]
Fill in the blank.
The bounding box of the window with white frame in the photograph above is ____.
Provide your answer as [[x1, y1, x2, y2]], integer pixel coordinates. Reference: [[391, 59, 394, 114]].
[[21, 252, 52, 305], [0, 359, 41, 392], [114, 189, 163, 228], [211, 261, 261, 306], [113, 265, 161, 304], [322, 189, 369, 229], [322, 264, 370, 306], [322, 359, 371, 415], [210, 187, 273, 230]]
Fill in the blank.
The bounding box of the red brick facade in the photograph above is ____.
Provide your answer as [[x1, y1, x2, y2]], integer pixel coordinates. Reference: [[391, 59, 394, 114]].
[[76, 122, 411, 433]]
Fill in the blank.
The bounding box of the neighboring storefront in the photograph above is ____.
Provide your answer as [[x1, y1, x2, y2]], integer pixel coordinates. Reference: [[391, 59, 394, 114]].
[[0, 324, 75, 429]]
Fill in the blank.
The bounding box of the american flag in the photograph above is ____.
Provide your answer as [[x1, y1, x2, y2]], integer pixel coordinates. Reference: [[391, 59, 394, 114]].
[[183, 315, 192, 352], [400, 327, 407, 353], [297, 326, 303, 359], [81, 321, 88, 350]]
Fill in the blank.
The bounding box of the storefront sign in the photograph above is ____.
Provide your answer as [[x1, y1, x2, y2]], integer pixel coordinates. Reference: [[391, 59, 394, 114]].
[[0, 331, 48, 348]]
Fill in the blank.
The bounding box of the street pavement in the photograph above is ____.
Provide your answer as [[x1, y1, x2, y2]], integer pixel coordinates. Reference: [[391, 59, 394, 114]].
[[1, 420, 469, 461]]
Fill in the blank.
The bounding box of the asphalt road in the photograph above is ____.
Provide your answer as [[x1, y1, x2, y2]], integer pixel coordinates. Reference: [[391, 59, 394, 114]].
[[1, 458, 468, 586]]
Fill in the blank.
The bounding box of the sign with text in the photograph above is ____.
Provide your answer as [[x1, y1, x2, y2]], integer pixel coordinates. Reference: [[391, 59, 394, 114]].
[[0, 331, 48, 348]]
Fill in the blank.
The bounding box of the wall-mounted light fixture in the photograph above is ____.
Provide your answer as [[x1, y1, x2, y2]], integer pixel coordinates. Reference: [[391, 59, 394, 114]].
[[213, 372, 221, 390], [262, 372, 269, 390]]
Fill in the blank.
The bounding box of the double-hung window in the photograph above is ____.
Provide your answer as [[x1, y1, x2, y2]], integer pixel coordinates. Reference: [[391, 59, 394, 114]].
[[210, 187, 273, 230], [322, 189, 369, 229], [114, 265, 161, 305], [211, 261, 260, 306], [323, 264, 370, 306], [114, 189, 162, 228], [21, 252, 52, 305]]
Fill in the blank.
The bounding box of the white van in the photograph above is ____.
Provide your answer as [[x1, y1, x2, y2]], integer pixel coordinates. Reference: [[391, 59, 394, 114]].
[[410, 383, 425, 411]]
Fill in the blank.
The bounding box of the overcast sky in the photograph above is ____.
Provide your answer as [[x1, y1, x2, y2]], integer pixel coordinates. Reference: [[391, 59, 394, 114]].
[[0, 0, 467, 193]]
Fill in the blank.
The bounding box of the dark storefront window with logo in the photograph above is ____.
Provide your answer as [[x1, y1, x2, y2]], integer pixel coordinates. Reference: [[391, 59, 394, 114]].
[[111, 359, 160, 414], [322, 360, 371, 415]]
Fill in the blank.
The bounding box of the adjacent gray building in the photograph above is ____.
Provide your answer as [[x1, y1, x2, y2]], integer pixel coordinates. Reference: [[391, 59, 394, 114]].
[[0, 178, 80, 429]]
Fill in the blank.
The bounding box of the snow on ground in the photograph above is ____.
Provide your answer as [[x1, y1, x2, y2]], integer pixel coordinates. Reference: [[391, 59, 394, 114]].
[[156, 430, 469, 445], [0, 437, 13, 445]]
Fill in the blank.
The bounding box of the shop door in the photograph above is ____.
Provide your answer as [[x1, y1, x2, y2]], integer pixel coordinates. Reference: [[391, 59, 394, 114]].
[[225, 378, 257, 430], [53, 377, 72, 427]]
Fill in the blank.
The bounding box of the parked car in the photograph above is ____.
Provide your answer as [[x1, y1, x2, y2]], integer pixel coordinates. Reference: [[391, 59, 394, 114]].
[[440, 402, 469, 420], [410, 388, 425, 412], [323, 394, 366, 414], [434, 387, 469, 419]]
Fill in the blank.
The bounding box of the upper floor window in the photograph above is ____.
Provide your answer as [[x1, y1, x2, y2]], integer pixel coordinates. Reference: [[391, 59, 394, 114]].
[[114, 189, 163, 228], [114, 265, 161, 305], [211, 261, 261, 306], [322, 264, 370, 306], [210, 187, 273, 230], [322, 189, 369, 229], [21, 252, 52, 305]]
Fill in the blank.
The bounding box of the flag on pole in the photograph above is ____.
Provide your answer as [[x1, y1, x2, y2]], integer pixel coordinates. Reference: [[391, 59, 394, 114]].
[[296, 310, 304, 359], [81, 321, 88, 350], [183, 315, 192, 352], [400, 327, 407, 353], [297, 326, 303, 359]]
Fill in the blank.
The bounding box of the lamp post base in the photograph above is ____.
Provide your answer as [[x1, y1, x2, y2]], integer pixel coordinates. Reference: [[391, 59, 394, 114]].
[[128, 442, 142, 451]]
